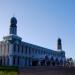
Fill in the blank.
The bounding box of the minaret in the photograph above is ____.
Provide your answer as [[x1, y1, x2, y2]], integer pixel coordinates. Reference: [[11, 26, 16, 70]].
[[3, 17, 22, 41], [10, 17, 17, 35], [57, 38, 62, 50]]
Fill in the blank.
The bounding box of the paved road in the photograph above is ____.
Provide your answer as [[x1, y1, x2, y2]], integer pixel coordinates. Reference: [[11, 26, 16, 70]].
[[19, 66, 75, 75]]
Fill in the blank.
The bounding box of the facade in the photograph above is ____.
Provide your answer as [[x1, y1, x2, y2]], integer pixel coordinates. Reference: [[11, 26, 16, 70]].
[[0, 17, 66, 68]]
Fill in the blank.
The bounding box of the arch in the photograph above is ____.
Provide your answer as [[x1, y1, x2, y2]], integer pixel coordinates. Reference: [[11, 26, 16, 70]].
[[40, 59, 45, 66], [7, 57, 9, 65], [60, 59, 63, 66], [17, 56, 19, 65], [55, 58, 60, 66], [45, 55, 49, 61], [13, 56, 16, 65], [0, 58, 2, 65], [46, 60, 50, 66], [32, 60, 38, 66], [50, 57, 55, 66], [45, 55, 50, 66]]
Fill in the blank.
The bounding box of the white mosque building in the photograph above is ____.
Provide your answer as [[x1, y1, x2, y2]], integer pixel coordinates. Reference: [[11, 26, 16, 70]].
[[0, 17, 66, 68]]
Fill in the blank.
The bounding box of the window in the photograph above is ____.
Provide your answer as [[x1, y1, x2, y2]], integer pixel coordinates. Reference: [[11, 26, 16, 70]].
[[13, 44, 16, 53], [7, 57, 9, 65], [32, 48, 34, 54], [41, 50, 42, 54], [13, 56, 15, 65], [0, 58, 2, 65], [25, 58, 27, 66], [37, 50, 38, 54], [17, 56, 19, 65], [22, 45, 23, 53], [7, 43, 9, 54], [18, 45, 19, 53], [44, 51, 45, 54], [35, 49, 37, 54], [25, 46, 27, 54], [29, 48, 31, 54], [38, 50, 40, 54], [4, 57, 5, 65]]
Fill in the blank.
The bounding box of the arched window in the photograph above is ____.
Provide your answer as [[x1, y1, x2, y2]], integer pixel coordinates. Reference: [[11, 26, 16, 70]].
[[29, 47, 31, 54], [55, 58, 59, 65], [18, 44, 19, 53], [0, 58, 2, 65], [50, 57, 55, 66], [17, 56, 19, 65], [13, 56, 15, 65], [22, 45, 23, 53], [13, 44, 16, 53], [50, 57, 54, 62], [45, 55, 49, 61], [60, 59, 63, 65], [25, 46, 27, 54], [7, 57, 9, 65]]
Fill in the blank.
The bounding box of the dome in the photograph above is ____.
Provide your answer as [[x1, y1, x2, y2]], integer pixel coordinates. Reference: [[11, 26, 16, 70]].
[[58, 38, 61, 42], [58, 38, 62, 45], [10, 17, 17, 25]]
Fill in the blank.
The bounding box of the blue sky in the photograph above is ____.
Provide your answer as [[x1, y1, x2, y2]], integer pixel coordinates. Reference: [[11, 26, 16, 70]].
[[0, 0, 75, 59]]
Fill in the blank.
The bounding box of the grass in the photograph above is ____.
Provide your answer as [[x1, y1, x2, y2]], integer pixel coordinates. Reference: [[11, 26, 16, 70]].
[[0, 66, 19, 75], [0, 71, 18, 75]]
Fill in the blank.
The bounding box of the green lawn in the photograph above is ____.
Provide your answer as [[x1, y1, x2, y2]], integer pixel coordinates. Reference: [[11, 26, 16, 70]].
[[0, 71, 18, 75], [0, 66, 18, 75]]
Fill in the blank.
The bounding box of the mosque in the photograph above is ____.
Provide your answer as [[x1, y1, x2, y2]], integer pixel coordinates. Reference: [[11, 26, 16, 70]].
[[0, 17, 66, 68]]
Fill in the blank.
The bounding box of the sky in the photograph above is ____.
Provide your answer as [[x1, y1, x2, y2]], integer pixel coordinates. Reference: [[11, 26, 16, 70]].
[[0, 0, 75, 59]]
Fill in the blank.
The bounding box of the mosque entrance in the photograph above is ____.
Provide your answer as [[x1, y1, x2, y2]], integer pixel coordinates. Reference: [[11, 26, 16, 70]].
[[52, 61, 55, 66], [46, 61, 50, 66], [55, 58, 60, 66], [60, 59, 63, 66], [40, 60, 45, 66], [50, 57, 55, 66], [32, 60, 38, 66]]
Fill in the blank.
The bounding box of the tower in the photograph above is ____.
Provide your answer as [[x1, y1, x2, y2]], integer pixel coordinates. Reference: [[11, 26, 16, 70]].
[[3, 17, 22, 42], [57, 38, 62, 50], [10, 17, 17, 35]]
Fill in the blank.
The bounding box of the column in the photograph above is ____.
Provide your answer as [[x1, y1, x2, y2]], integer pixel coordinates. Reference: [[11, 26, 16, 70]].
[[9, 56, 13, 66], [9, 44, 13, 66], [38, 60, 41, 66], [30, 58, 32, 66], [4, 43, 9, 66], [9, 44, 13, 55]]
